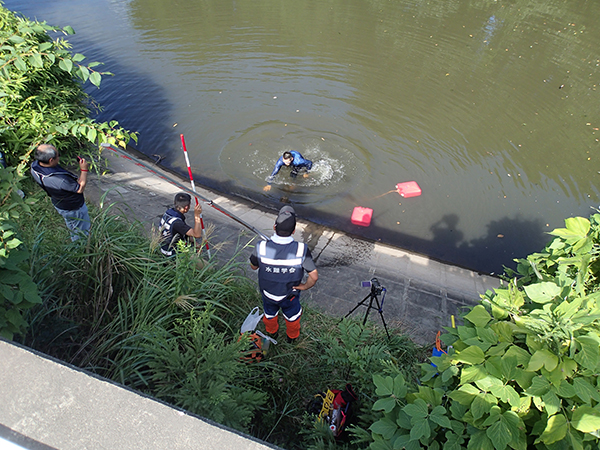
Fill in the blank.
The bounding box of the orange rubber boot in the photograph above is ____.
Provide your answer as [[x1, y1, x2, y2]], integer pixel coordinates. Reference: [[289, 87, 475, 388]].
[[285, 317, 301, 340], [263, 315, 279, 335]]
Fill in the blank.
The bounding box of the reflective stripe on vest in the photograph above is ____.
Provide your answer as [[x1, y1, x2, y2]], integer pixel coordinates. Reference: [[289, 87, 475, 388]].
[[257, 240, 306, 302], [160, 212, 183, 255]]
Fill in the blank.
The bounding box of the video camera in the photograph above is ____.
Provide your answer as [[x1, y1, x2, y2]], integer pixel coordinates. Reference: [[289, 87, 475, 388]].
[[360, 277, 384, 295]]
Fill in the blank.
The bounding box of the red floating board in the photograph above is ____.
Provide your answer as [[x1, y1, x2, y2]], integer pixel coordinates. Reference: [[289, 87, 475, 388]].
[[351, 206, 373, 227], [396, 181, 421, 198]]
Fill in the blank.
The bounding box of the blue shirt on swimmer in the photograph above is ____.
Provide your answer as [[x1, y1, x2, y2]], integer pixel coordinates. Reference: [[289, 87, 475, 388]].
[[268, 151, 313, 182]]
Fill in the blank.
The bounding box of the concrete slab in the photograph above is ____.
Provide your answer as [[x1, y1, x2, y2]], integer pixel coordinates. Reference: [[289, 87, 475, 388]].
[[0, 340, 280, 450]]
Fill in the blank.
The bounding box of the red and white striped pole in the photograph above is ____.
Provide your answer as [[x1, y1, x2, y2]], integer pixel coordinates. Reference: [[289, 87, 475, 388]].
[[180, 134, 210, 258]]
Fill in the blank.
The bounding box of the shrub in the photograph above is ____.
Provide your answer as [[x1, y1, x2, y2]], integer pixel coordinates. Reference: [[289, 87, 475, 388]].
[[368, 215, 600, 450], [0, 3, 136, 165]]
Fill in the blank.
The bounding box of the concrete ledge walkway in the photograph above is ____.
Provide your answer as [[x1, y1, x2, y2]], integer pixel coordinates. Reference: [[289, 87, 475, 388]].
[[86, 147, 500, 344], [0, 339, 281, 450]]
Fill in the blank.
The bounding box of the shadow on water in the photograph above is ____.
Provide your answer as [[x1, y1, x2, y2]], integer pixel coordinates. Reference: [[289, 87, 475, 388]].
[[80, 50, 180, 162]]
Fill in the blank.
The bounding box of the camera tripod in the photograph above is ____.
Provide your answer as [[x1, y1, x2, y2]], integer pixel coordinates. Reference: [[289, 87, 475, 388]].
[[343, 279, 390, 339]]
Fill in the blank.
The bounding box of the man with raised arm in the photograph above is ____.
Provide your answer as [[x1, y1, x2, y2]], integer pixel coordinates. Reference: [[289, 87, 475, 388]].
[[30, 144, 91, 241], [159, 192, 204, 257]]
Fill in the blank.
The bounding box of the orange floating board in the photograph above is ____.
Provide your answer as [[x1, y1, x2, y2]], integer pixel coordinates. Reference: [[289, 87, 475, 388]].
[[351, 206, 373, 227], [396, 181, 421, 198]]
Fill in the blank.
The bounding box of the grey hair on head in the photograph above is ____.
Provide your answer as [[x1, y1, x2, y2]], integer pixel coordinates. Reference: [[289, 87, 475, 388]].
[[35, 144, 58, 163]]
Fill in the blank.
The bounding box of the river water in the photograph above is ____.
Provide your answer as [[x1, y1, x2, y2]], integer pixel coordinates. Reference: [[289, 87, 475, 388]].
[[8, 0, 600, 273]]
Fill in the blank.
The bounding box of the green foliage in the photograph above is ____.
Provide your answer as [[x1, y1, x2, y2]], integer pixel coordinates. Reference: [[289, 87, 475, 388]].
[[0, 166, 41, 339], [367, 215, 600, 450], [0, 4, 136, 165], [124, 309, 267, 431]]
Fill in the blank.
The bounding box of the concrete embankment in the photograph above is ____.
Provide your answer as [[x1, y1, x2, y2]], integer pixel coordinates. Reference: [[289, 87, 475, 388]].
[[86, 146, 500, 344]]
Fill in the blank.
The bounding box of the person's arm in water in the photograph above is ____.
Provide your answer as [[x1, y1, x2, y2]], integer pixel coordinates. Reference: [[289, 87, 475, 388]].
[[264, 157, 285, 191], [185, 203, 204, 238]]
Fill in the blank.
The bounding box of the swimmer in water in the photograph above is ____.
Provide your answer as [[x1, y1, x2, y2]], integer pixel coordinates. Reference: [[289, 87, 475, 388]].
[[263, 151, 313, 192]]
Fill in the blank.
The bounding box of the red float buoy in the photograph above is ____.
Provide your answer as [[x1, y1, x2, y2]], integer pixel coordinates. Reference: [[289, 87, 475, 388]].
[[396, 181, 421, 198], [351, 207, 373, 227]]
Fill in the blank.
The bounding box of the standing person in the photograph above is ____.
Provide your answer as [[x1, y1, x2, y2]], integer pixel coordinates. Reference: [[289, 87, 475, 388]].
[[159, 192, 204, 256], [250, 205, 318, 343], [30, 144, 90, 241], [263, 150, 313, 191]]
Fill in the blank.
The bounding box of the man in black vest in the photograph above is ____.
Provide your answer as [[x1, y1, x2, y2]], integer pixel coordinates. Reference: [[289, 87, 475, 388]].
[[30, 144, 90, 241], [250, 205, 318, 343], [159, 192, 204, 256]]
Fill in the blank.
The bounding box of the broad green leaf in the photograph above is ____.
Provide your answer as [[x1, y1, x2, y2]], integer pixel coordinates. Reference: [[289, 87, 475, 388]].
[[490, 322, 513, 343], [524, 282, 561, 304], [391, 433, 411, 450], [574, 336, 600, 371], [413, 386, 443, 406], [38, 42, 52, 52], [87, 127, 97, 143], [537, 414, 567, 445], [555, 380, 575, 399], [374, 374, 394, 396], [28, 53, 43, 68], [465, 305, 493, 328], [501, 356, 518, 381], [568, 430, 584, 450], [14, 57, 26, 71], [409, 418, 430, 441], [541, 391, 561, 417], [442, 365, 459, 383], [89, 71, 102, 87], [486, 417, 511, 450], [8, 35, 25, 44], [453, 345, 485, 365], [373, 397, 396, 413], [549, 217, 589, 240], [467, 430, 494, 450], [490, 384, 521, 407], [448, 384, 480, 406], [565, 217, 590, 237], [526, 349, 558, 372], [573, 378, 600, 403], [503, 345, 531, 367], [59, 58, 73, 73], [403, 398, 428, 419], [429, 411, 451, 429], [392, 374, 407, 398], [370, 417, 398, 439], [396, 410, 412, 429], [477, 327, 499, 346], [461, 365, 488, 384], [72, 53, 86, 62], [77, 65, 90, 82], [63, 25, 75, 34], [512, 395, 531, 416], [472, 393, 498, 420], [571, 405, 600, 433], [475, 376, 503, 392], [525, 376, 550, 396]]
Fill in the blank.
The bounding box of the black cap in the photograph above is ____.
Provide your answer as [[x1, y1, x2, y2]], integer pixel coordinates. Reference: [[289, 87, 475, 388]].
[[275, 205, 296, 237]]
